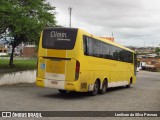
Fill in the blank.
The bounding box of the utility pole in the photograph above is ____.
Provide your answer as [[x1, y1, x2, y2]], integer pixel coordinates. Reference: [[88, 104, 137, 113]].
[[143, 40, 145, 48], [112, 32, 113, 37], [68, 7, 72, 27]]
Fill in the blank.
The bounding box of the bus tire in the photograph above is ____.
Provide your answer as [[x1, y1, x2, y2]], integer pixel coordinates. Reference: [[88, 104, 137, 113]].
[[58, 89, 67, 94], [126, 78, 132, 88], [100, 79, 107, 94], [90, 80, 100, 96], [126, 84, 130, 88]]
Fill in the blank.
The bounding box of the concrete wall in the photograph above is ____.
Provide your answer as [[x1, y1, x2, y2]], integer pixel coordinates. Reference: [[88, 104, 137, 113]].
[[0, 70, 36, 86]]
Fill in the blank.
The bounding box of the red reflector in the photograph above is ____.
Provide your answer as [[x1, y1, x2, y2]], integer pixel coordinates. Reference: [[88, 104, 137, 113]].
[[76, 61, 80, 72], [75, 60, 80, 80]]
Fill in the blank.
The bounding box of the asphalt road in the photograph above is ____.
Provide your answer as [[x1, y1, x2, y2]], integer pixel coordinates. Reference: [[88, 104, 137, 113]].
[[0, 71, 160, 120]]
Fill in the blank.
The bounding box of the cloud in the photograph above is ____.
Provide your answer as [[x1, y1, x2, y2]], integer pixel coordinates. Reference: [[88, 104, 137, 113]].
[[48, 0, 160, 47]]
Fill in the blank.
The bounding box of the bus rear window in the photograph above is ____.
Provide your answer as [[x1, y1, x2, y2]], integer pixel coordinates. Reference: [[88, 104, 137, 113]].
[[42, 28, 78, 50]]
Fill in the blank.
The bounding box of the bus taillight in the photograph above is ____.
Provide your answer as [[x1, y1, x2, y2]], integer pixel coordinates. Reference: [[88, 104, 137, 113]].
[[75, 60, 80, 80]]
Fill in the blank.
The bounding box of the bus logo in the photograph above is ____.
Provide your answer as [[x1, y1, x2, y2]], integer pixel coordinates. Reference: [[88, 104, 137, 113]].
[[50, 31, 67, 38]]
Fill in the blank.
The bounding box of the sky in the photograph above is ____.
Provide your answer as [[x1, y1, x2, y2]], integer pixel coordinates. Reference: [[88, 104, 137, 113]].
[[47, 0, 160, 47]]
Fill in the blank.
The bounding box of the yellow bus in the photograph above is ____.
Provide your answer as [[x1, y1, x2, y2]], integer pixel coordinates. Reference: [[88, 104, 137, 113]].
[[36, 27, 137, 95]]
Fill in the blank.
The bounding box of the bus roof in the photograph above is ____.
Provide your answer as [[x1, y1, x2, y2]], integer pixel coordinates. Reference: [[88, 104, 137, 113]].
[[43, 27, 135, 53]]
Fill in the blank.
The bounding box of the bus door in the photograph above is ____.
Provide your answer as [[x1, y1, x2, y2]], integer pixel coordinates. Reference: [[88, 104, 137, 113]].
[[134, 53, 137, 75]]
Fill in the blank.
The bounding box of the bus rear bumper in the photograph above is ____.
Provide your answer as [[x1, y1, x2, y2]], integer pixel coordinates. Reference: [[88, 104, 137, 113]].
[[36, 78, 88, 92]]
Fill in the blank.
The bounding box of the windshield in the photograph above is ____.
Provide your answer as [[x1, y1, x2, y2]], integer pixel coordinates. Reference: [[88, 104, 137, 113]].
[[42, 28, 78, 50]]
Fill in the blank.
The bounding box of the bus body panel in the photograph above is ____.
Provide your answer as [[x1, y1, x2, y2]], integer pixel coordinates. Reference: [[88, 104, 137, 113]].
[[36, 27, 136, 92], [80, 55, 134, 89], [36, 28, 80, 90]]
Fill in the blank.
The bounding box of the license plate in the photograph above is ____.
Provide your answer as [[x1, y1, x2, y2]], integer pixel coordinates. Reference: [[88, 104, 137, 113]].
[[51, 81, 58, 84]]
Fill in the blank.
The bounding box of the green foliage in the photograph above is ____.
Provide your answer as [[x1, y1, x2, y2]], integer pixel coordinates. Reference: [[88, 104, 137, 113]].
[[0, 58, 37, 73], [155, 47, 160, 57], [0, 0, 57, 66], [0, 0, 56, 45]]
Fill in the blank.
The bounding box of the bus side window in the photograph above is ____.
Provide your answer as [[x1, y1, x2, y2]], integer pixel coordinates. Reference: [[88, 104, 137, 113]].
[[83, 36, 94, 56], [87, 37, 94, 56], [83, 36, 88, 55], [93, 39, 102, 57], [102, 43, 110, 59]]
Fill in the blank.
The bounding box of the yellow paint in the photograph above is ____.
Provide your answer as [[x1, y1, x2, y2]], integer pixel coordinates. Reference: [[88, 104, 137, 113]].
[[47, 50, 66, 58], [36, 28, 136, 92], [36, 78, 44, 87], [46, 59, 65, 74]]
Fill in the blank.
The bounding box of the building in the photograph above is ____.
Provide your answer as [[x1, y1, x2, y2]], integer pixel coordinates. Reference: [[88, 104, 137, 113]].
[[137, 53, 158, 59], [0, 44, 7, 56], [22, 45, 37, 57], [137, 54, 160, 71]]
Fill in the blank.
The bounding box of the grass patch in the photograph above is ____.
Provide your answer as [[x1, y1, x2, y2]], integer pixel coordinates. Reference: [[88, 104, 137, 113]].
[[0, 58, 37, 73]]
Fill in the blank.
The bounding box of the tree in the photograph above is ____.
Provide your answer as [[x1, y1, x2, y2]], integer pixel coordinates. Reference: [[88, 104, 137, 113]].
[[0, 0, 56, 66], [155, 47, 160, 58]]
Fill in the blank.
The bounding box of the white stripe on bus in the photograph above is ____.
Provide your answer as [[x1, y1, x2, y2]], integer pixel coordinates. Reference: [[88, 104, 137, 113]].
[[45, 72, 65, 80]]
